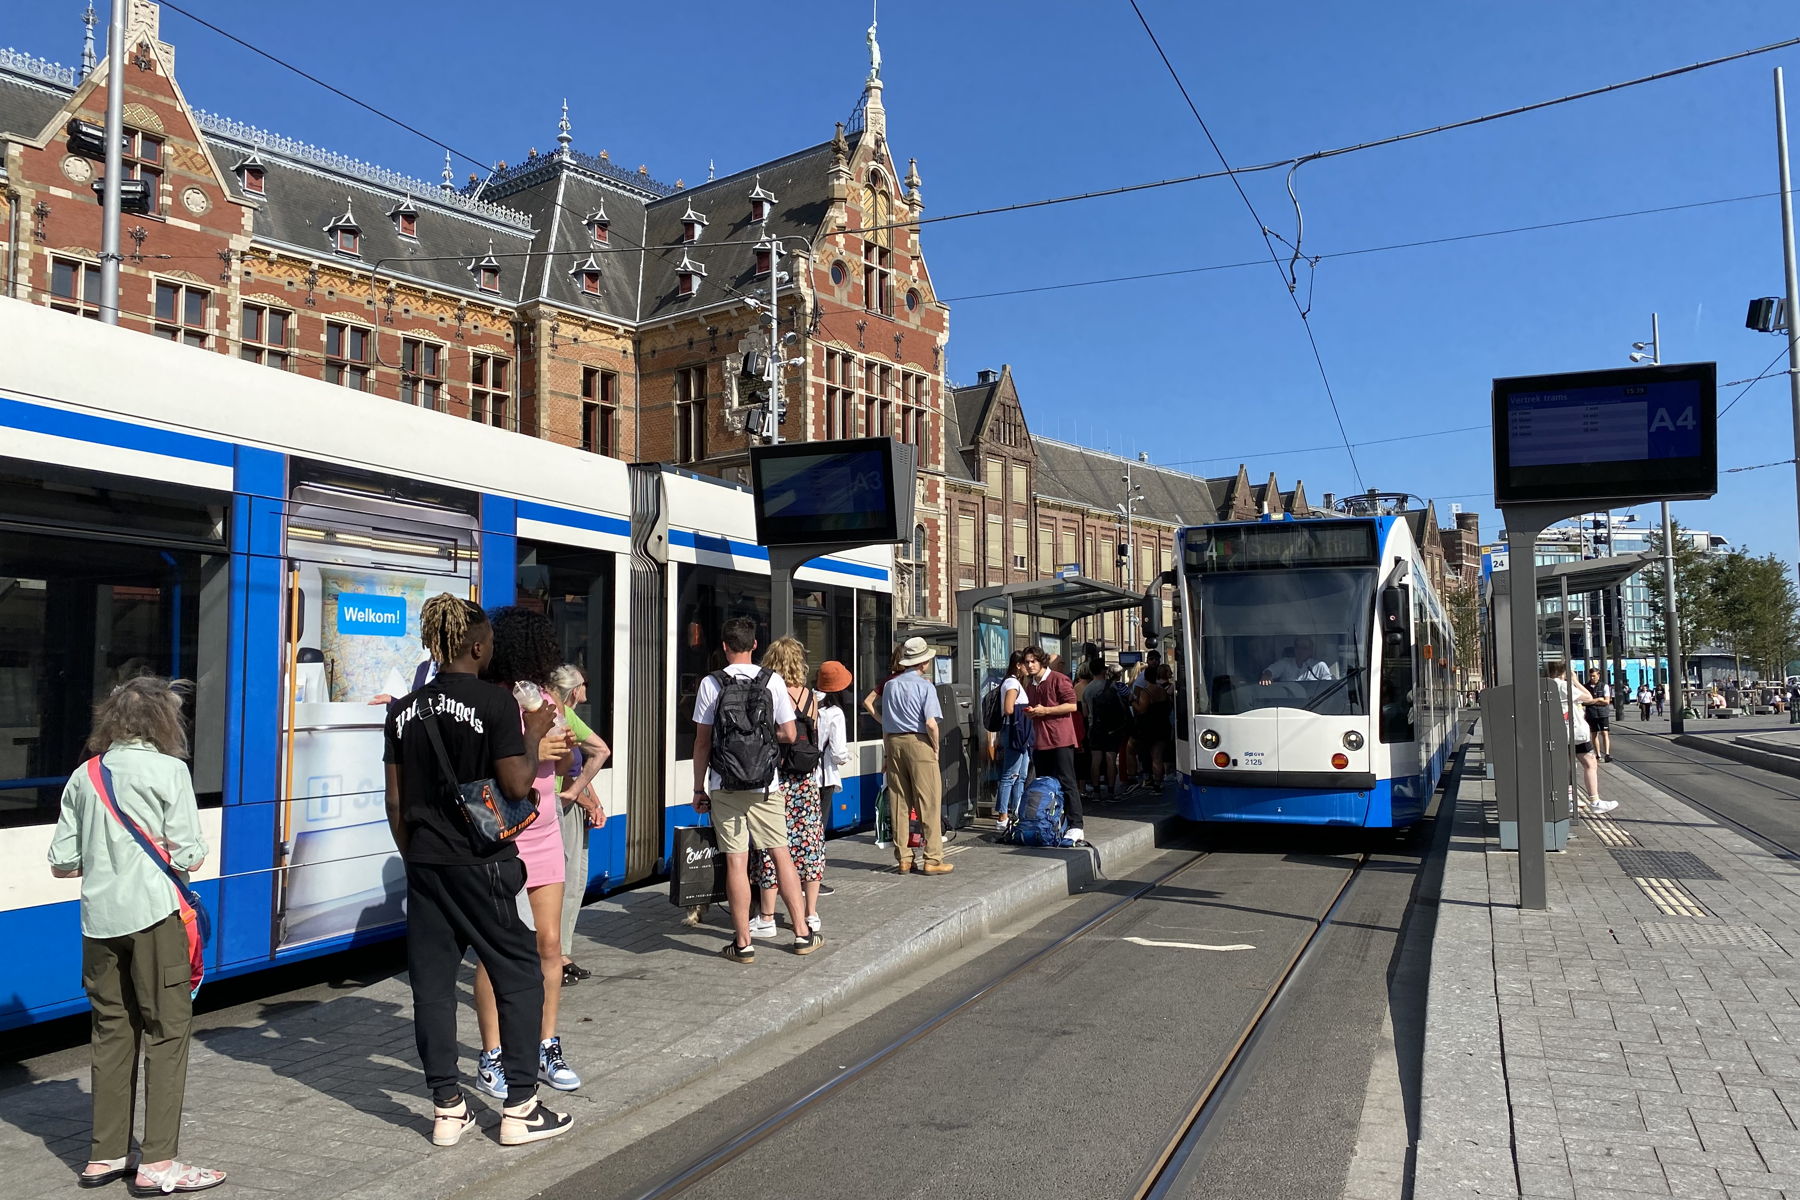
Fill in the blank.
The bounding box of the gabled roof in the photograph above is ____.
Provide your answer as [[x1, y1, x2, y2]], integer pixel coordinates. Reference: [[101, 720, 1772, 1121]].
[[1032, 438, 1217, 527], [0, 59, 73, 140], [951, 374, 999, 449]]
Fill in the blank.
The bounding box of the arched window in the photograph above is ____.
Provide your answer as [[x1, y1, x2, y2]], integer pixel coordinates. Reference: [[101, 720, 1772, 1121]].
[[911, 522, 927, 562]]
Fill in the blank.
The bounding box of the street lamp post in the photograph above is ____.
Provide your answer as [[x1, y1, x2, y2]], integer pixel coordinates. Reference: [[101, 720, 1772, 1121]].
[[1777, 69, 1800, 598], [1632, 313, 1686, 730]]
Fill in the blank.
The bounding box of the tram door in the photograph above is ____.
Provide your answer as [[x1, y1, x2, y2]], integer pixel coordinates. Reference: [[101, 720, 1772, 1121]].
[[275, 469, 478, 950]]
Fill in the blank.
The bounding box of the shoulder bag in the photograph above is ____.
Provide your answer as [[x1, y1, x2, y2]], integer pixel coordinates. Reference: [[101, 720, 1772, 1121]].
[[418, 709, 538, 854]]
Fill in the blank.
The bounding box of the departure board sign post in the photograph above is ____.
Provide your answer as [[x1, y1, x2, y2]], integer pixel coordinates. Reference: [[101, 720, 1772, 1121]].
[[749, 437, 917, 641], [1489, 363, 1718, 911]]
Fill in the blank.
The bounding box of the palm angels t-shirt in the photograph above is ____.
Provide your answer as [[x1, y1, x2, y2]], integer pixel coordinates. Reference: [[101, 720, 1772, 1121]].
[[383, 671, 526, 865]]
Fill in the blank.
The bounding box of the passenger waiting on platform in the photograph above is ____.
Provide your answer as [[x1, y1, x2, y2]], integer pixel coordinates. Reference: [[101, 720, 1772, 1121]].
[[811, 660, 855, 888], [882, 637, 953, 875], [472, 608, 583, 1099], [50, 676, 227, 1194], [383, 595, 571, 1147], [1260, 636, 1335, 684], [548, 664, 608, 988], [1637, 684, 1654, 723], [1546, 662, 1612, 814], [989, 650, 1033, 833], [1083, 665, 1127, 803], [1024, 645, 1087, 845], [751, 638, 829, 938], [1582, 669, 1615, 762]]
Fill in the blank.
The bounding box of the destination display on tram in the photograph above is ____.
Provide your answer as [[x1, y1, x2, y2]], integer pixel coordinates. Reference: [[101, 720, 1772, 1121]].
[[1186, 521, 1377, 573], [1492, 362, 1717, 505]]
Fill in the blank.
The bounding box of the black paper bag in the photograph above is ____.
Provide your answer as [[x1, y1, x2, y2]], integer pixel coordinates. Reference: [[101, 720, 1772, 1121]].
[[670, 823, 726, 907]]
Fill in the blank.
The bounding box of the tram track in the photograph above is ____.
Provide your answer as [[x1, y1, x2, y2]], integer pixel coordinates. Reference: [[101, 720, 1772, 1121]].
[[625, 844, 1376, 1200], [1611, 726, 1800, 861]]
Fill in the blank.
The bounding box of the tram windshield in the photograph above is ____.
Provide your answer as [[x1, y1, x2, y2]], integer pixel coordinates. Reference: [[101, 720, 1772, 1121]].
[[1189, 568, 1375, 716]]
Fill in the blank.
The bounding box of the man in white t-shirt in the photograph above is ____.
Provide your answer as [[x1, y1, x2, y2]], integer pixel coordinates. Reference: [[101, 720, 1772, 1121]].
[[692, 617, 814, 963], [1260, 636, 1335, 684]]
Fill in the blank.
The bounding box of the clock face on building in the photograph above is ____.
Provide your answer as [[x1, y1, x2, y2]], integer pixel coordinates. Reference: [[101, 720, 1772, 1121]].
[[181, 187, 210, 215], [61, 155, 94, 184]]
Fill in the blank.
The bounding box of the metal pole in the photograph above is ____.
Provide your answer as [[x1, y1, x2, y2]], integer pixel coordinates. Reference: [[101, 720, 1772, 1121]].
[[1560, 576, 1577, 805], [1506, 510, 1553, 910], [768, 232, 781, 444], [1662, 501, 1685, 732], [1776, 69, 1800, 590], [98, 0, 125, 325]]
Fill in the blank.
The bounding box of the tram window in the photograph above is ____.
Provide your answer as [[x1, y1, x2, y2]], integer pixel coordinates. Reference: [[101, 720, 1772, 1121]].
[[0, 528, 226, 827], [1189, 569, 1375, 717], [515, 541, 615, 749], [792, 584, 854, 695], [856, 590, 892, 741], [674, 564, 772, 761]]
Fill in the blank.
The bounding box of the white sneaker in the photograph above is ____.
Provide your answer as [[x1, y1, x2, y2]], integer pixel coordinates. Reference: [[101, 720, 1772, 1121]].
[[748, 914, 777, 939], [1064, 827, 1085, 844], [1589, 799, 1619, 815], [807, 913, 821, 933]]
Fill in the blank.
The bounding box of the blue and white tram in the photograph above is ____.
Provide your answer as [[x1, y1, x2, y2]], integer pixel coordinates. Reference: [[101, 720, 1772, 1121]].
[[0, 300, 892, 1030], [1170, 508, 1459, 828]]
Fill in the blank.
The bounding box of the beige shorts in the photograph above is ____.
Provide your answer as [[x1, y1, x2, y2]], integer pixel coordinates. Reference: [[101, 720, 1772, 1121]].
[[708, 787, 788, 855]]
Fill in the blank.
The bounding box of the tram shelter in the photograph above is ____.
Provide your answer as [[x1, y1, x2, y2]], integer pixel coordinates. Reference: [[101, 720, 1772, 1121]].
[[956, 575, 1152, 693], [1484, 550, 1657, 852]]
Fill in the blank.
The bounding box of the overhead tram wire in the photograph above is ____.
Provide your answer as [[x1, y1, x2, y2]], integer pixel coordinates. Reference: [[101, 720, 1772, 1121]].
[[1720, 345, 1795, 416], [941, 192, 1781, 302], [158, 4, 1800, 252], [1125, 0, 1363, 489]]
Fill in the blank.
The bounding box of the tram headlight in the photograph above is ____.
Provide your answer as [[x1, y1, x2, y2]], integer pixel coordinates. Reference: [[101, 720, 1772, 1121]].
[[1342, 730, 1364, 751], [1200, 729, 1221, 750], [1331, 753, 1350, 770]]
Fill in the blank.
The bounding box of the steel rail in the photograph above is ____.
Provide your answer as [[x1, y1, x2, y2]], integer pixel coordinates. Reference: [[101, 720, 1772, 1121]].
[[1132, 852, 1372, 1200], [1610, 728, 1800, 862], [627, 845, 1219, 1200]]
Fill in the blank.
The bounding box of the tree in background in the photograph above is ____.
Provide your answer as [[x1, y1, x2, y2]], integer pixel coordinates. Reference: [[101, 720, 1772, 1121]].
[[1643, 519, 1720, 660], [1446, 580, 1481, 689], [1711, 549, 1800, 679]]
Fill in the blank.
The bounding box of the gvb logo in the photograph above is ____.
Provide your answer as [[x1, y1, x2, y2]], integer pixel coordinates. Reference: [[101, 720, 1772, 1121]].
[[337, 593, 406, 637]]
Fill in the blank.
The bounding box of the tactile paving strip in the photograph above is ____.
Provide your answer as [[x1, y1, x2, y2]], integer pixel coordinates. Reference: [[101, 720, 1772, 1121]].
[[1639, 921, 1784, 953], [1585, 812, 1635, 847], [1632, 877, 1708, 918], [1609, 849, 1724, 881]]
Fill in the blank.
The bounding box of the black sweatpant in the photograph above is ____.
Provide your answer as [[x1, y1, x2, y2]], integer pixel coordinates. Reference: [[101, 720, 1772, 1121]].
[[1033, 746, 1084, 828], [405, 858, 543, 1107]]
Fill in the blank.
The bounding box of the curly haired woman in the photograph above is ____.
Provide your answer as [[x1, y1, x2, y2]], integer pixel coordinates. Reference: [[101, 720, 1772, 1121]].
[[471, 607, 583, 1097], [751, 637, 828, 937]]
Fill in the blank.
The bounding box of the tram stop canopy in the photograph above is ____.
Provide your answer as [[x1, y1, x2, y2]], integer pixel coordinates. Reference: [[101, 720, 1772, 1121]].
[[1486, 550, 1659, 689], [955, 575, 1148, 690]]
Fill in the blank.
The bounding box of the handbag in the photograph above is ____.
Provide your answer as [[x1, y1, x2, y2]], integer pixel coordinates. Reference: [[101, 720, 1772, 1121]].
[[874, 784, 894, 848], [418, 710, 538, 854], [86, 757, 210, 998], [670, 821, 727, 908]]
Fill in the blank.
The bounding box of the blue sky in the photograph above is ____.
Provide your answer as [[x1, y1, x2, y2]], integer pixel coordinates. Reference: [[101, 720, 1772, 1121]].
[[10, 1, 1800, 560]]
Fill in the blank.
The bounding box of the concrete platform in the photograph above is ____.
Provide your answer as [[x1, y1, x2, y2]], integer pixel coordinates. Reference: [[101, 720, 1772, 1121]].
[[1416, 728, 1800, 1199], [0, 798, 1175, 1200]]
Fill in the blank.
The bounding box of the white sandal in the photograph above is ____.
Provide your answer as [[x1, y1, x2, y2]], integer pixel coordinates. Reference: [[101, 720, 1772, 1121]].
[[128, 1161, 226, 1196]]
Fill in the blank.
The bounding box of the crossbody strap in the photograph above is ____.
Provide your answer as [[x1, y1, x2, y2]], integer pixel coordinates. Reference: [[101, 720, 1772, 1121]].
[[415, 705, 464, 794], [85, 757, 195, 900]]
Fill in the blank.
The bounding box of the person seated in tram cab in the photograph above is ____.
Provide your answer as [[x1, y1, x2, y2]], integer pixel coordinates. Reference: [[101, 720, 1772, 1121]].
[[1259, 636, 1335, 686]]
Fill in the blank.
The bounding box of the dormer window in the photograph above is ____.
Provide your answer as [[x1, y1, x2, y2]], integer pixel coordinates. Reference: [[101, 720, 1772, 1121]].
[[235, 151, 266, 196], [754, 239, 775, 276], [748, 178, 776, 224], [389, 197, 419, 239], [325, 198, 361, 257], [585, 207, 610, 245], [680, 206, 708, 244], [570, 254, 602, 296], [472, 242, 502, 293], [676, 253, 705, 299]]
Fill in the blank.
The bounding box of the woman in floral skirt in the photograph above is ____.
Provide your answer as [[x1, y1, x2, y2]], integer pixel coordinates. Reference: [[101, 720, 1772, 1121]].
[[752, 637, 826, 937]]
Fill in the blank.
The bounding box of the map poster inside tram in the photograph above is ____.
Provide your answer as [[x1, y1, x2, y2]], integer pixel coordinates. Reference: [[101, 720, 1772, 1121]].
[[1491, 362, 1718, 506]]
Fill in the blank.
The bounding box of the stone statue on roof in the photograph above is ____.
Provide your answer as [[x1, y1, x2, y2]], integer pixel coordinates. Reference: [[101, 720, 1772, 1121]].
[[867, 17, 881, 81]]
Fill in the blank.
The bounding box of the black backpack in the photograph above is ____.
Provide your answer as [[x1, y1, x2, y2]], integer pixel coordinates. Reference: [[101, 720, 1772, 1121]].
[[709, 668, 778, 791], [981, 680, 1005, 733], [1093, 681, 1128, 733], [780, 690, 823, 777]]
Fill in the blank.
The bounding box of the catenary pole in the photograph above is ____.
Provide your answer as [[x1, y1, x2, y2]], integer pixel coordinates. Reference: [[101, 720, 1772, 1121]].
[[98, 0, 125, 325], [1776, 69, 1800, 594]]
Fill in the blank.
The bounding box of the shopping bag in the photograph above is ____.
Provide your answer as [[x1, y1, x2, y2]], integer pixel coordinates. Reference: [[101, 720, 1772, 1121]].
[[874, 785, 893, 849], [670, 823, 726, 907]]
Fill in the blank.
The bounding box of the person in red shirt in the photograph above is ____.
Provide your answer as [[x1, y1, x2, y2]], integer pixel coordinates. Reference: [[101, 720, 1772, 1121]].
[[1022, 645, 1086, 844]]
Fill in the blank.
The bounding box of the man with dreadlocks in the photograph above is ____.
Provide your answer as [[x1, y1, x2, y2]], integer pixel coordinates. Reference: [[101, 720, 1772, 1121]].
[[383, 594, 573, 1147]]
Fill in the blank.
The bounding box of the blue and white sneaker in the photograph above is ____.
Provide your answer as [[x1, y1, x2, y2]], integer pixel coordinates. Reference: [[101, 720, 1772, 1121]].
[[538, 1037, 581, 1091], [475, 1048, 507, 1099]]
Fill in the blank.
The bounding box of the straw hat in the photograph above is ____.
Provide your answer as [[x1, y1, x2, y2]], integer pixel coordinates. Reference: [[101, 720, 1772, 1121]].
[[816, 660, 853, 692], [896, 636, 934, 667]]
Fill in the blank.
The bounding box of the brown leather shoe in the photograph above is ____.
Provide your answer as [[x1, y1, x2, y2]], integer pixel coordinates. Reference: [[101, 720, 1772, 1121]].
[[919, 862, 955, 875], [892, 864, 911, 874]]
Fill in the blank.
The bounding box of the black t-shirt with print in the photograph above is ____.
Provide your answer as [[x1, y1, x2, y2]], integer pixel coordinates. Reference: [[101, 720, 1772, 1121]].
[[383, 671, 527, 866]]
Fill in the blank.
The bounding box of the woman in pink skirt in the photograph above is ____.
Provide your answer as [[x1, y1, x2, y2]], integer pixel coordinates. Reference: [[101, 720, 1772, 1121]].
[[471, 608, 582, 1095]]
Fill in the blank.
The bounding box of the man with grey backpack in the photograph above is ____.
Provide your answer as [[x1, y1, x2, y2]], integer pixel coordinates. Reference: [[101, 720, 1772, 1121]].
[[691, 617, 818, 963]]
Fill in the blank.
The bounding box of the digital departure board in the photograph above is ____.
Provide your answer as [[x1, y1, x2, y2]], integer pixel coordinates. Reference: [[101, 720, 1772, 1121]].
[[749, 437, 915, 547], [1492, 363, 1717, 505], [1185, 520, 1377, 573]]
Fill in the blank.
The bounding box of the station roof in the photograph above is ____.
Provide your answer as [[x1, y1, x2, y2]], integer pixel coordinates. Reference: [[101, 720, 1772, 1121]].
[[955, 576, 1146, 625], [1492, 550, 1659, 599]]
